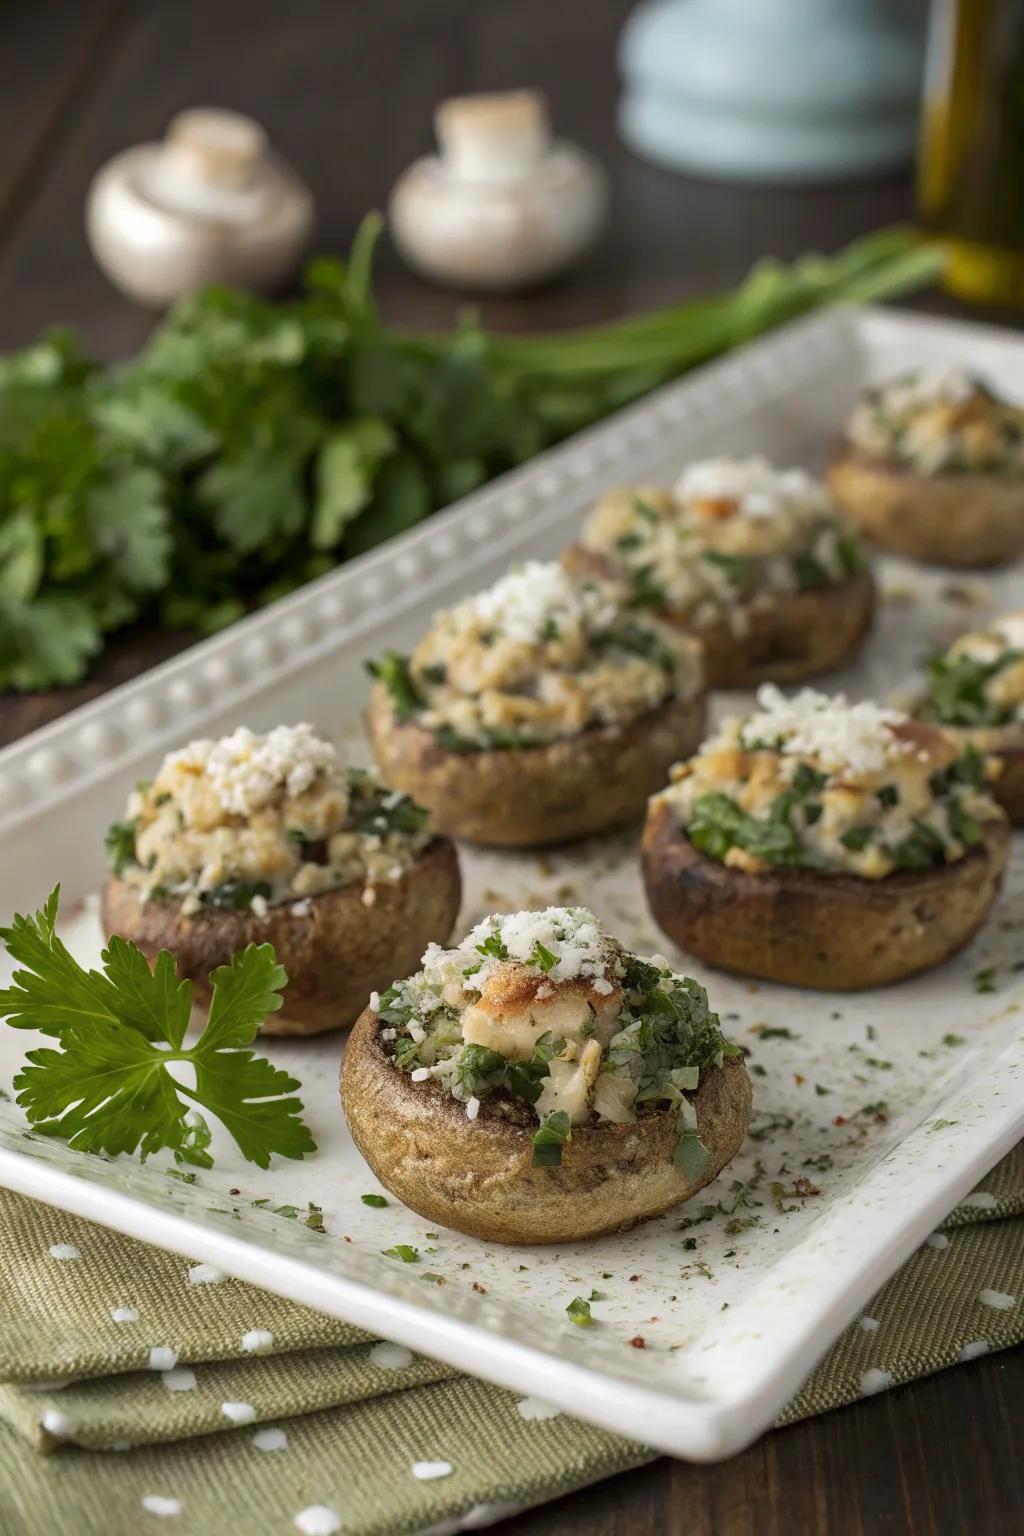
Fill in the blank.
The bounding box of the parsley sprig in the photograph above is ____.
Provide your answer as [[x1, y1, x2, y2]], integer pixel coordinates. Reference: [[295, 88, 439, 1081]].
[[0, 888, 316, 1169]]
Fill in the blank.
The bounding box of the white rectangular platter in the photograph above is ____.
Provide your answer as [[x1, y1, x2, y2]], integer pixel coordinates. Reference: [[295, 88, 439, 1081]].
[[0, 305, 1021, 1462]]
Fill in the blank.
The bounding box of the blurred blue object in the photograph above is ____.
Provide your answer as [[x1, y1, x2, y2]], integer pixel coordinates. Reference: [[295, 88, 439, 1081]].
[[619, 0, 926, 183]]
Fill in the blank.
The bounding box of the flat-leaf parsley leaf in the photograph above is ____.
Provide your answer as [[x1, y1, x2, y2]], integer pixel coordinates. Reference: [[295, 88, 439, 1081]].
[[0, 887, 316, 1169]]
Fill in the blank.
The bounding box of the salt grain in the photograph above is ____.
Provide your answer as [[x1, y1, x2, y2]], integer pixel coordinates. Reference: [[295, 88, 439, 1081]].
[[465, 1097, 480, 1121]]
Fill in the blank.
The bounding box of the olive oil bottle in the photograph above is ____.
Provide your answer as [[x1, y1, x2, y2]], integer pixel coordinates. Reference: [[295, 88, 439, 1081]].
[[918, 0, 1024, 304]]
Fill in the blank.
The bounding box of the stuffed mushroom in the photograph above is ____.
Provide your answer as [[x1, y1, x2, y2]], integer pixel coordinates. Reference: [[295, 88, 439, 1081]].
[[563, 456, 874, 687], [643, 686, 1008, 990], [367, 561, 705, 846], [102, 724, 461, 1035], [828, 367, 1024, 567], [341, 905, 752, 1243], [916, 611, 1024, 823]]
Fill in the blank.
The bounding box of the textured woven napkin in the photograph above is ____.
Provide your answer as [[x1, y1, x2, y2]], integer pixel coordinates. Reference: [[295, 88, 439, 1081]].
[[1, 1146, 1021, 1536]]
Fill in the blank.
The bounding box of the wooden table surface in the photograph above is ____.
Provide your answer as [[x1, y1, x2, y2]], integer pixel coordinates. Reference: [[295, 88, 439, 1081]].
[[2, 3, 1021, 1532]]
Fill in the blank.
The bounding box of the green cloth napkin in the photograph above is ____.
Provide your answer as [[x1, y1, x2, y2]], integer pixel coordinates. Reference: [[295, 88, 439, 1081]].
[[1, 1147, 1021, 1536]]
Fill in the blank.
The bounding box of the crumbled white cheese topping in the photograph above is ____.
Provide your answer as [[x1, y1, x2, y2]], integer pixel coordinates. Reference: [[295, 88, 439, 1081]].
[[733, 684, 907, 774], [874, 366, 976, 416], [459, 906, 620, 985], [47, 1243, 81, 1261], [162, 724, 337, 817], [994, 612, 1024, 651], [221, 1401, 257, 1424], [111, 1306, 139, 1323], [674, 455, 827, 519], [467, 561, 617, 644]]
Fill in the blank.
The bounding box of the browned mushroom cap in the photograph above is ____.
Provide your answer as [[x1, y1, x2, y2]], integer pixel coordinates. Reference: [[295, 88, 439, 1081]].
[[641, 797, 1009, 992], [341, 1006, 752, 1244], [827, 449, 1024, 568], [101, 836, 461, 1035], [367, 683, 706, 847], [563, 544, 874, 688]]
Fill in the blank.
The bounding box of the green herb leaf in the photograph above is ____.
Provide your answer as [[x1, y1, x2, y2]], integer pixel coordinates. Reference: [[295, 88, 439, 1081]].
[[0, 888, 315, 1169], [365, 651, 421, 720], [532, 1110, 572, 1167], [104, 819, 138, 876], [382, 1244, 419, 1263], [565, 1296, 593, 1326]]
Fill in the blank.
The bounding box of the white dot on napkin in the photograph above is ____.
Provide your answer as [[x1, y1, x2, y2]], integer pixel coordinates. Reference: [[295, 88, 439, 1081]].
[[516, 1396, 561, 1421], [161, 1369, 196, 1393], [411, 1460, 453, 1481], [188, 1262, 227, 1286], [141, 1495, 183, 1518], [368, 1342, 413, 1370], [221, 1401, 256, 1425], [41, 1409, 73, 1439], [978, 1288, 1016, 1310], [47, 1244, 80, 1261], [859, 1369, 893, 1396], [253, 1426, 288, 1452], [241, 1329, 274, 1353], [294, 1507, 342, 1535]]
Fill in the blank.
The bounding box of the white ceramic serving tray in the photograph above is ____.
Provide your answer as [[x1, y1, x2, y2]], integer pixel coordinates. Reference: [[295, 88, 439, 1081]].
[[0, 306, 1022, 1462]]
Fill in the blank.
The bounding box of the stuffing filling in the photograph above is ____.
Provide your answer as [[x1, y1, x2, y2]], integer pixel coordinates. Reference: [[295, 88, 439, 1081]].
[[375, 906, 740, 1171], [369, 561, 701, 750], [845, 368, 1024, 476], [106, 724, 433, 912], [922, 613, 1024, 729], [657, 685, 1002, 879], [577, 456, 865, 636]]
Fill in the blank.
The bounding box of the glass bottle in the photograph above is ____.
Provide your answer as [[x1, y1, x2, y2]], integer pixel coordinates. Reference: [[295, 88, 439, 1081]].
[[918, 0, 1024, 305]]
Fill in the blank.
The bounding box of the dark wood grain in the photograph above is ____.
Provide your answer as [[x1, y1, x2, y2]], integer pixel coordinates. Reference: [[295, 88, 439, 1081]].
[[1, 2, 1021, 1530], [505, 1355, 1023, 1536]]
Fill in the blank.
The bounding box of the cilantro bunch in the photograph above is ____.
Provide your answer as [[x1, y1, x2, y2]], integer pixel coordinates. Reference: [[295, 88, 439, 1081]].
[[0, 888, 316, 1168], [0, 221, 941, 691]]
